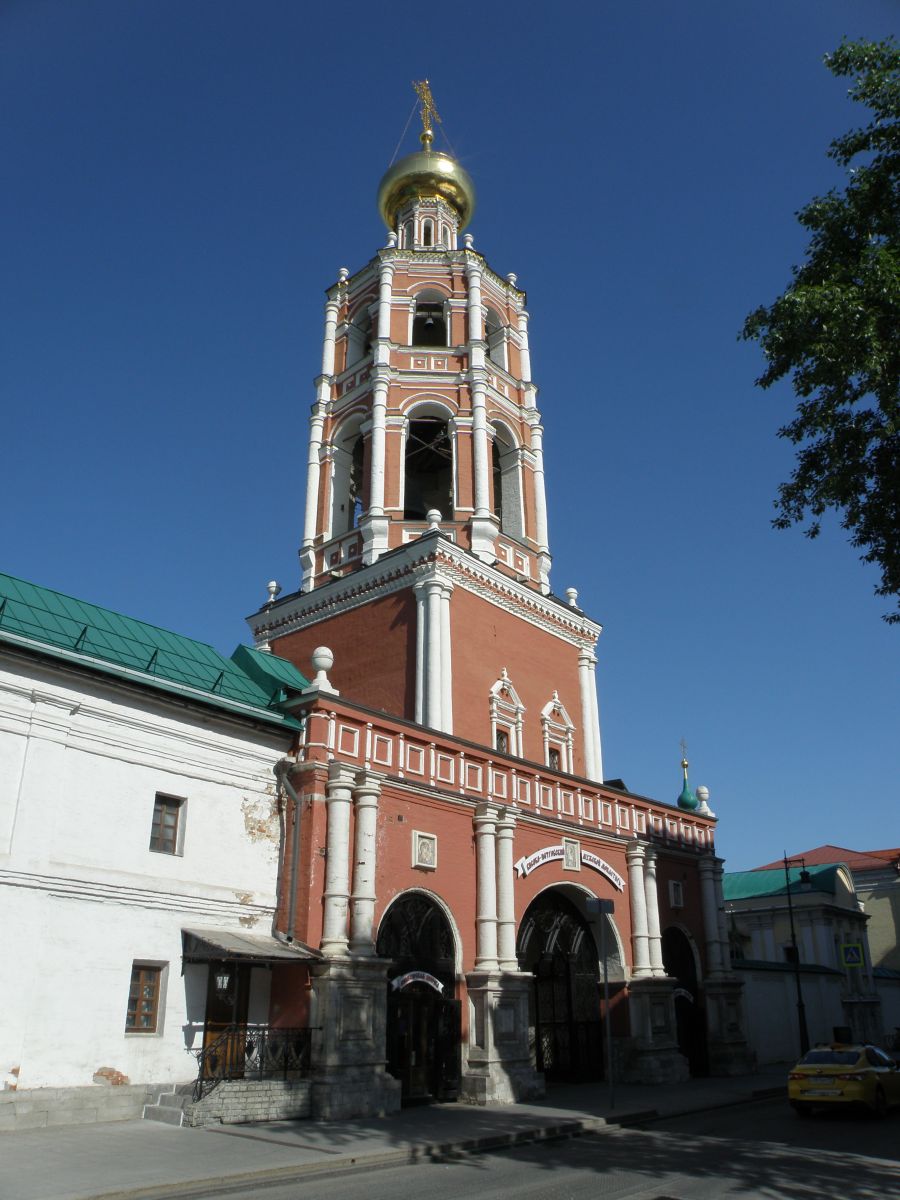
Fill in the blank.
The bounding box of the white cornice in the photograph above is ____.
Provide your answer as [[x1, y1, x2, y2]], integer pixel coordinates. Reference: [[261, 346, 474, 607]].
[[251, 535, 601, 649]]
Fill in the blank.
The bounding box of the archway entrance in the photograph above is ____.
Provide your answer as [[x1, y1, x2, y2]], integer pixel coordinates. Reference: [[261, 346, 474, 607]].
[[517, 890, 604, 1083], [376, 893, 461, 1104], [662, 926, 708, 1076]]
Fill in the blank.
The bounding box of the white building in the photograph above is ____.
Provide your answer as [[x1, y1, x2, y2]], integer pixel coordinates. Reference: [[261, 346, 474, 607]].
[[724, 862, 884, 1064], [0, 572, 311, 1128]]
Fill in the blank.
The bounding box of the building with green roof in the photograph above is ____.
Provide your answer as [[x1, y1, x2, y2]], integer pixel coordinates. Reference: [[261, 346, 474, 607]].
[[0, 571, 316, 1129]]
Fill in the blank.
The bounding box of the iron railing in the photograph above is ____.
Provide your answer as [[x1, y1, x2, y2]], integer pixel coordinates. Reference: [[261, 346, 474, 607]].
[[191, 1025, 315, 1101]]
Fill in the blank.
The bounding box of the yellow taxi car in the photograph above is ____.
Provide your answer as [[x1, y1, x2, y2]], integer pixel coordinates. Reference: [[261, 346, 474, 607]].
[[788, 1043, 900, 1116]]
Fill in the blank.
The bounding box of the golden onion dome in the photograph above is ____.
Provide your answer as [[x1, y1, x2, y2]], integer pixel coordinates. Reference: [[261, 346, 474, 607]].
[[377, 147, 476, 231]]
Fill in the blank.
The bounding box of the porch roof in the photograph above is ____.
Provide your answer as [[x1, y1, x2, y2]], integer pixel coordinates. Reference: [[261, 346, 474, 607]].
[[182, 928, 320, 963]]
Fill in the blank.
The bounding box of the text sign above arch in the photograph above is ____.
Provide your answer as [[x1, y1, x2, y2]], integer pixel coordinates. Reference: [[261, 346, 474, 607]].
[[514, 846, 625, 891], [390, 970, 444, 995]]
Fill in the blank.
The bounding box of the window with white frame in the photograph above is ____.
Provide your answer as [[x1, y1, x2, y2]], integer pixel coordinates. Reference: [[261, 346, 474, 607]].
[[540, 692, 575, 773], [490, 668, 525, 757]]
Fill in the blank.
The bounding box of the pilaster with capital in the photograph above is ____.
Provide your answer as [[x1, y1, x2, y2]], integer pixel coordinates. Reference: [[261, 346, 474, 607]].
[[473, 802, 500, 970], [699, 855, 725, 978], [414, 574, 454, 733], [348, 770, 383, 955], [627, 840, 652, 977], [644, 846, 665, 977], [495, 806, 519, 970], [320, 761, 356, 956]]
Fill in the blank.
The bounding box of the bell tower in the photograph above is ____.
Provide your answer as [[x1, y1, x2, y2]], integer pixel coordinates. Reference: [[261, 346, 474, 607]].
[[252, 86, 604, 782]]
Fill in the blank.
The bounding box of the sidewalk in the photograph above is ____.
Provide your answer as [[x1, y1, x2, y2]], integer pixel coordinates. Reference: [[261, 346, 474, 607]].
[[0, 1067, 786, 1200]]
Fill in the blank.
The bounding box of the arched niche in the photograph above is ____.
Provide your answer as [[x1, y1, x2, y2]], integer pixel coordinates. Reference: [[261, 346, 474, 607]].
[[484, 306, 507, 370], [329, 414, 367, 537], [345, 302, 373, 368], [491, 421, 524, 539], [410, 288, 449, 348]]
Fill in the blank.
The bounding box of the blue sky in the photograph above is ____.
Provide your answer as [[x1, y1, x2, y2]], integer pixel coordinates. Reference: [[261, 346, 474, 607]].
[[2, 1, 897, 871]]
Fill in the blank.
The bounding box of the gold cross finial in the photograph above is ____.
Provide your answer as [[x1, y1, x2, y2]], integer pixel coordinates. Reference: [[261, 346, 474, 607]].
[[680, 737, 689, 772], [413, 79, 441, 148]]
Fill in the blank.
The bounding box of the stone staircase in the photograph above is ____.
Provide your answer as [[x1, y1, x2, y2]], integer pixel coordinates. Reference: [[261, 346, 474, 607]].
[[142, 1079, 312, 1127], [142, 1083, 194, 1127]]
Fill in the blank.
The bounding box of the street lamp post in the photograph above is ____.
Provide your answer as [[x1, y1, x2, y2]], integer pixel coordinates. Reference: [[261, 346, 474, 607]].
[[783, 852, 811, 1057]]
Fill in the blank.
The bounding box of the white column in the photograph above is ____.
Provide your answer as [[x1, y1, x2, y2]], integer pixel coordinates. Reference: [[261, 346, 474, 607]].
[[627, 841, 652, 978], [439, 581, 453, 732], [359, 257, 394, 565], [644, 847, 665, 977], [320, 762, 356, 956], [300, 293, 340, 584], [714, 860, 731, 972], [368, 373, 389, 517], [425, 579, 442, 728], [470, 375, 491, 520], [473, 803, 499, 971], [516, 308, 532, 384], [495, 807, 518, 970], [375, 257, 395, 348], [349, 770, 381, 955], [414, 582, 426, 723], [578, 650, 601, 781], [587, 651, 603, 783], [529, 418, 551, 583], [466, 259, 484, 345], [699, 856, 724, 977]]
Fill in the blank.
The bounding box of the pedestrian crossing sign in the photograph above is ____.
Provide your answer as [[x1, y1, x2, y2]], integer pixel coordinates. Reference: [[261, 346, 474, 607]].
[[841, 943, 863, 967]]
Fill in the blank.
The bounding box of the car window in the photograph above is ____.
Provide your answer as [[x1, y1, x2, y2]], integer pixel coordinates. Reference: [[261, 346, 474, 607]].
[[865, 1047, 892, 1067], [800, 1050, 859, 1065]]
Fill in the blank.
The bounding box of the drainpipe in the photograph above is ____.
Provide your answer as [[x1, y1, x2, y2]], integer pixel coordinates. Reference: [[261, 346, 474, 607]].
[[274, 758, 303, 944]]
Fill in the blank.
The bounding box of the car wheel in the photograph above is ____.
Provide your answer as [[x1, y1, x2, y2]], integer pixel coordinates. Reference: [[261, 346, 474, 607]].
[[872, 1087, 888, 1119], [791, 1102, 813, 1117]]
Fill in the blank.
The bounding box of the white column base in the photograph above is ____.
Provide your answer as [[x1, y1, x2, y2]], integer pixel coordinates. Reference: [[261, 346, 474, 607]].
[[359, 514, 390, 565], [299, 545, 316, 591], [537, 552, 552, 595], [470, 515, 499, 562]]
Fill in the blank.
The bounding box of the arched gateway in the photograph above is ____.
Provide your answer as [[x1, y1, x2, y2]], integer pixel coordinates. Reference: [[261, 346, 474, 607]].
[[376, 893, 462, 1103], [517, 890, 605, 1083]]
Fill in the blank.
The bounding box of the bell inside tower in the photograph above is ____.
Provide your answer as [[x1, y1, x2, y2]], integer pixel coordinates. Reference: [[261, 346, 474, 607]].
[[404, 418, 453, 520]]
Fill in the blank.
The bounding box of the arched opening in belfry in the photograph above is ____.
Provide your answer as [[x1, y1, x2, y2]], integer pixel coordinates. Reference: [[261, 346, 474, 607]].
[[484, 307, 507, 370], [404, 416, 453, 521], [345, 304, 373, 368], [422, 219, 434, 247], [491, 422, 524, 539], [411, 290, 448, 347], [330, 417, 367, 536]]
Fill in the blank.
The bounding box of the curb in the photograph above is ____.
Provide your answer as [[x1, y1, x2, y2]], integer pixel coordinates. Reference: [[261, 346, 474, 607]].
[[29, 1089, 787, 1200], [66, 1114, 639, 1200]]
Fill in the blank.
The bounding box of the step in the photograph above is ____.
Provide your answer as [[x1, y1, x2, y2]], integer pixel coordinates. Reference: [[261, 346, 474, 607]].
[[142, 1102, 185, 1127]]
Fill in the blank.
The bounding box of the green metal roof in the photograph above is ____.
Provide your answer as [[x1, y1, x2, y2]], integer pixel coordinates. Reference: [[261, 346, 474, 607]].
[[231, 644, 309, 704], [0, 571, 305, 729], [724, 864, 842, 902]]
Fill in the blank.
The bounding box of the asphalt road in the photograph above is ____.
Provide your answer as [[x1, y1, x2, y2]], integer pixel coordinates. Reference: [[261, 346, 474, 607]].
[[191, 1097, 900, 1200]]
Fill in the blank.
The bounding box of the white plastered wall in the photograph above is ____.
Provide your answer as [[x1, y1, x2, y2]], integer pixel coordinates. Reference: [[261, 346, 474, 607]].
[[0, 653, 290, 1090]]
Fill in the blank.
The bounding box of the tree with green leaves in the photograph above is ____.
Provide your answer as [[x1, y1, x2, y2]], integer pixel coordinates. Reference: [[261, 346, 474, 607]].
[[742, 38, 900, 623]]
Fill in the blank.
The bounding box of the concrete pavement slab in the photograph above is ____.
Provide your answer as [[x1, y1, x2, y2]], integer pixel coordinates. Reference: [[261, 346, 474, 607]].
[[0, 1067, 787, 1200]]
